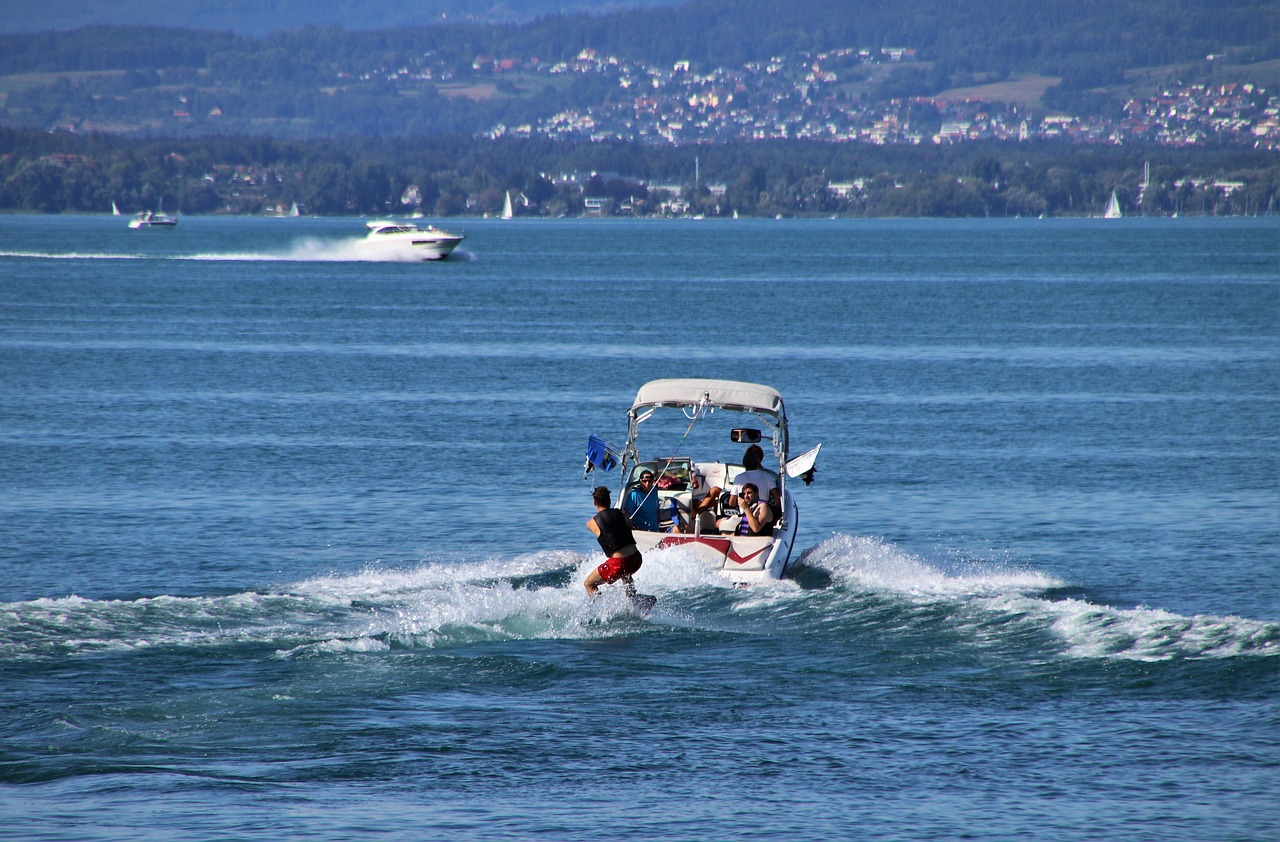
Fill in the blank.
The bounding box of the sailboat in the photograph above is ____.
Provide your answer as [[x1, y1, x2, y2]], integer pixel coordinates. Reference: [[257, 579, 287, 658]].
[[111, 202, 121, 216], [501, 191, 514, 220], [1103, 189, 1122, 219]]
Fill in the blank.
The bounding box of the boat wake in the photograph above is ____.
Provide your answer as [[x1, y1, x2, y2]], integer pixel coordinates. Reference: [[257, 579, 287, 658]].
[[1, 536, 1274, 665], [184, 236, 473, 262], [0, 238, 474, 263], [798, 534, 1278, 662], [0, 250, 149, 260]]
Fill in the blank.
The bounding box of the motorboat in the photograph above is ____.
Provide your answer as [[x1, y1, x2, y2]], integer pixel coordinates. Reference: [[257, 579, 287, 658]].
[[128, 210, 178, 228], [358, 220, 464, 260], [585, 379, 821, 585]]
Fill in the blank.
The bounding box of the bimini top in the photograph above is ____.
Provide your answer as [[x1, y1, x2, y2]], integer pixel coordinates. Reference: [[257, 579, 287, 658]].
[[630, 378, 785, 419]]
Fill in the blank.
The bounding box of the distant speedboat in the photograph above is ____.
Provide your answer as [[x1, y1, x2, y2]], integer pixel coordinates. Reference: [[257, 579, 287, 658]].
[[358, 220, 464, 260], [128, 210, 178, 229], [264, 202, 300, 218]]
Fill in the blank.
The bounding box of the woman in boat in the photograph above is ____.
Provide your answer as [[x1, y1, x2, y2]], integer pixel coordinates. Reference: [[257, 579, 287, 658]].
[[735, 483, 776, 536], [584, 485, 643, 598]]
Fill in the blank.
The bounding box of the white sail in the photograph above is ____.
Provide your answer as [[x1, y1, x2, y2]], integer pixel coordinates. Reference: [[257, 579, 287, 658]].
[[502, 191, 514, 220], [1103, 190, 1122, 219], [112, 202, 121, 216]]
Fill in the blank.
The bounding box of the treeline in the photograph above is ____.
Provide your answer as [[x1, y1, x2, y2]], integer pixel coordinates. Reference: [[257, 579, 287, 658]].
[[0, 1, 677, 38], [2, 127, 1276, 217], [587, 0, 1278, 83]]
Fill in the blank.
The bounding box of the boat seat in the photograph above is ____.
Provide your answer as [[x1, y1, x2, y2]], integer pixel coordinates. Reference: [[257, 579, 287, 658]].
[[691, 463, 728, 509], [657, 490, 691, 532]]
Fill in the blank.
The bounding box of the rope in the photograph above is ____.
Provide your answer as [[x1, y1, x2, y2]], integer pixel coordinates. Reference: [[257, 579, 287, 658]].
[[629, 396, 707, 518]]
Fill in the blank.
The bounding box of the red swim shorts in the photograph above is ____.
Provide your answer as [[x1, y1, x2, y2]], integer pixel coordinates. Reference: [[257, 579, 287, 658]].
[[596, 553, 642, 583]]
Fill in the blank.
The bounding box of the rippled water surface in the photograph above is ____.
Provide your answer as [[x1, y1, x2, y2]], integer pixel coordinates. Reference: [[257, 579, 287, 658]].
[[1, 215, 1277, 840]]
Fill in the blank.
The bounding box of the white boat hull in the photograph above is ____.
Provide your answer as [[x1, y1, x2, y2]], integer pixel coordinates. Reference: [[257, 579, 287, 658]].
[[362, 241, 461, 260], [631, 492, 797, 584], [358, 221, 464, 260], [128, 212, 177, 229]]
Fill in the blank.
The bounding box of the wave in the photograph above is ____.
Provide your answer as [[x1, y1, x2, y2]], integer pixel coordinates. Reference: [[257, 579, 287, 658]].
[[1, 537, 1274, 665], [802, 534, 1279, 662], [0, 250, 148, 260]]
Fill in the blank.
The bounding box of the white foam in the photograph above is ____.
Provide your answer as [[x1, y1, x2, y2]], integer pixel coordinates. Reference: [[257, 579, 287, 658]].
[[0, 239, 472, 263], [0, 250, 146, 260], [811, 533, 1062, 596], [4, 543, 1274, 664], [291, 550, 577, 600], [805, 533, 1278, 662], [183, 236, 370, 262], [632, 543, 747, 592], [1041, 598, 1277, 661], [182, 237, 472, 262], [280, 550, 650, 652]]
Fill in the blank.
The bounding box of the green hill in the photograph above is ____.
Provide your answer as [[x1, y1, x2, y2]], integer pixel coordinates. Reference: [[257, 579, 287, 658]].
[[0, 0, 684, 36], [0, 0, 1275, 139]]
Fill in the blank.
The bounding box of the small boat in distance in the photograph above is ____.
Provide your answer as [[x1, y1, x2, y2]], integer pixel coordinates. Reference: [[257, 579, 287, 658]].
[[357, 220, 464, 260], [128, 210, 178, 229], [1103, 189, 1122, 219], [585, 379, 822, 585], [264, 202, 301, 218]]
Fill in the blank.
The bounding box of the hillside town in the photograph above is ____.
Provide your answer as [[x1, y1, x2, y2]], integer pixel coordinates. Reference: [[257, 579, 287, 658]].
[[5, 41, 1277, 218], [470, 48, 1277, 149]]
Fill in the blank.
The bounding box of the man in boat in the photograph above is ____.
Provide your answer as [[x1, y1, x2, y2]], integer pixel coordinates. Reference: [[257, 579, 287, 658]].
[[584, 485, 643, 599], [692, 443, 779, 517], [622, 470, 660, 531]]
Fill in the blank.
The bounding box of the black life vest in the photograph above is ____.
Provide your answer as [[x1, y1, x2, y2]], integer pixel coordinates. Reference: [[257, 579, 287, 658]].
[[593, 508, 636, 555]]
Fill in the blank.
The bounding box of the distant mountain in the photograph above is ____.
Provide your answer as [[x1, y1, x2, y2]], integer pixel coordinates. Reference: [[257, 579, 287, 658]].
[[0, 0, 685, 36]]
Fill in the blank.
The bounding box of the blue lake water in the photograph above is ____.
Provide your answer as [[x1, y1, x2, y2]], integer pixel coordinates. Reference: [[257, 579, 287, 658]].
[[1, 213, 1277, 840]]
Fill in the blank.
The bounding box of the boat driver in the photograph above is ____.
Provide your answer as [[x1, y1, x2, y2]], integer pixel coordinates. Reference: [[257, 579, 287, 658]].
[[692, 443, 780, 516], [584, 485, 643, 599], [623, 470, 660, 531]]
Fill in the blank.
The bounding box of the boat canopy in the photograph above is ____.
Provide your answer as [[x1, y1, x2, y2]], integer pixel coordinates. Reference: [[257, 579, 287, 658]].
[[630, 379, 785, 420]]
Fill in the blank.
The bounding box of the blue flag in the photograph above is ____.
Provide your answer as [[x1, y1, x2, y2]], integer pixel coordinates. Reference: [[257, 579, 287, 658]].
[[584, 434, 619, 473]]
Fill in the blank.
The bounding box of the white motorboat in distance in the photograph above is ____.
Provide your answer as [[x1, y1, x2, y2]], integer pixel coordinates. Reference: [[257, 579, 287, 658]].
[[585, 378, 822, 585], [128, 210, 178, 228], [357, 220, 464, 260]]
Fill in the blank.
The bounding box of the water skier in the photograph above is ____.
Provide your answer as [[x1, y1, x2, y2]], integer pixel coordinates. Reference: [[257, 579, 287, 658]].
[[584, 485, 644, 601]]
